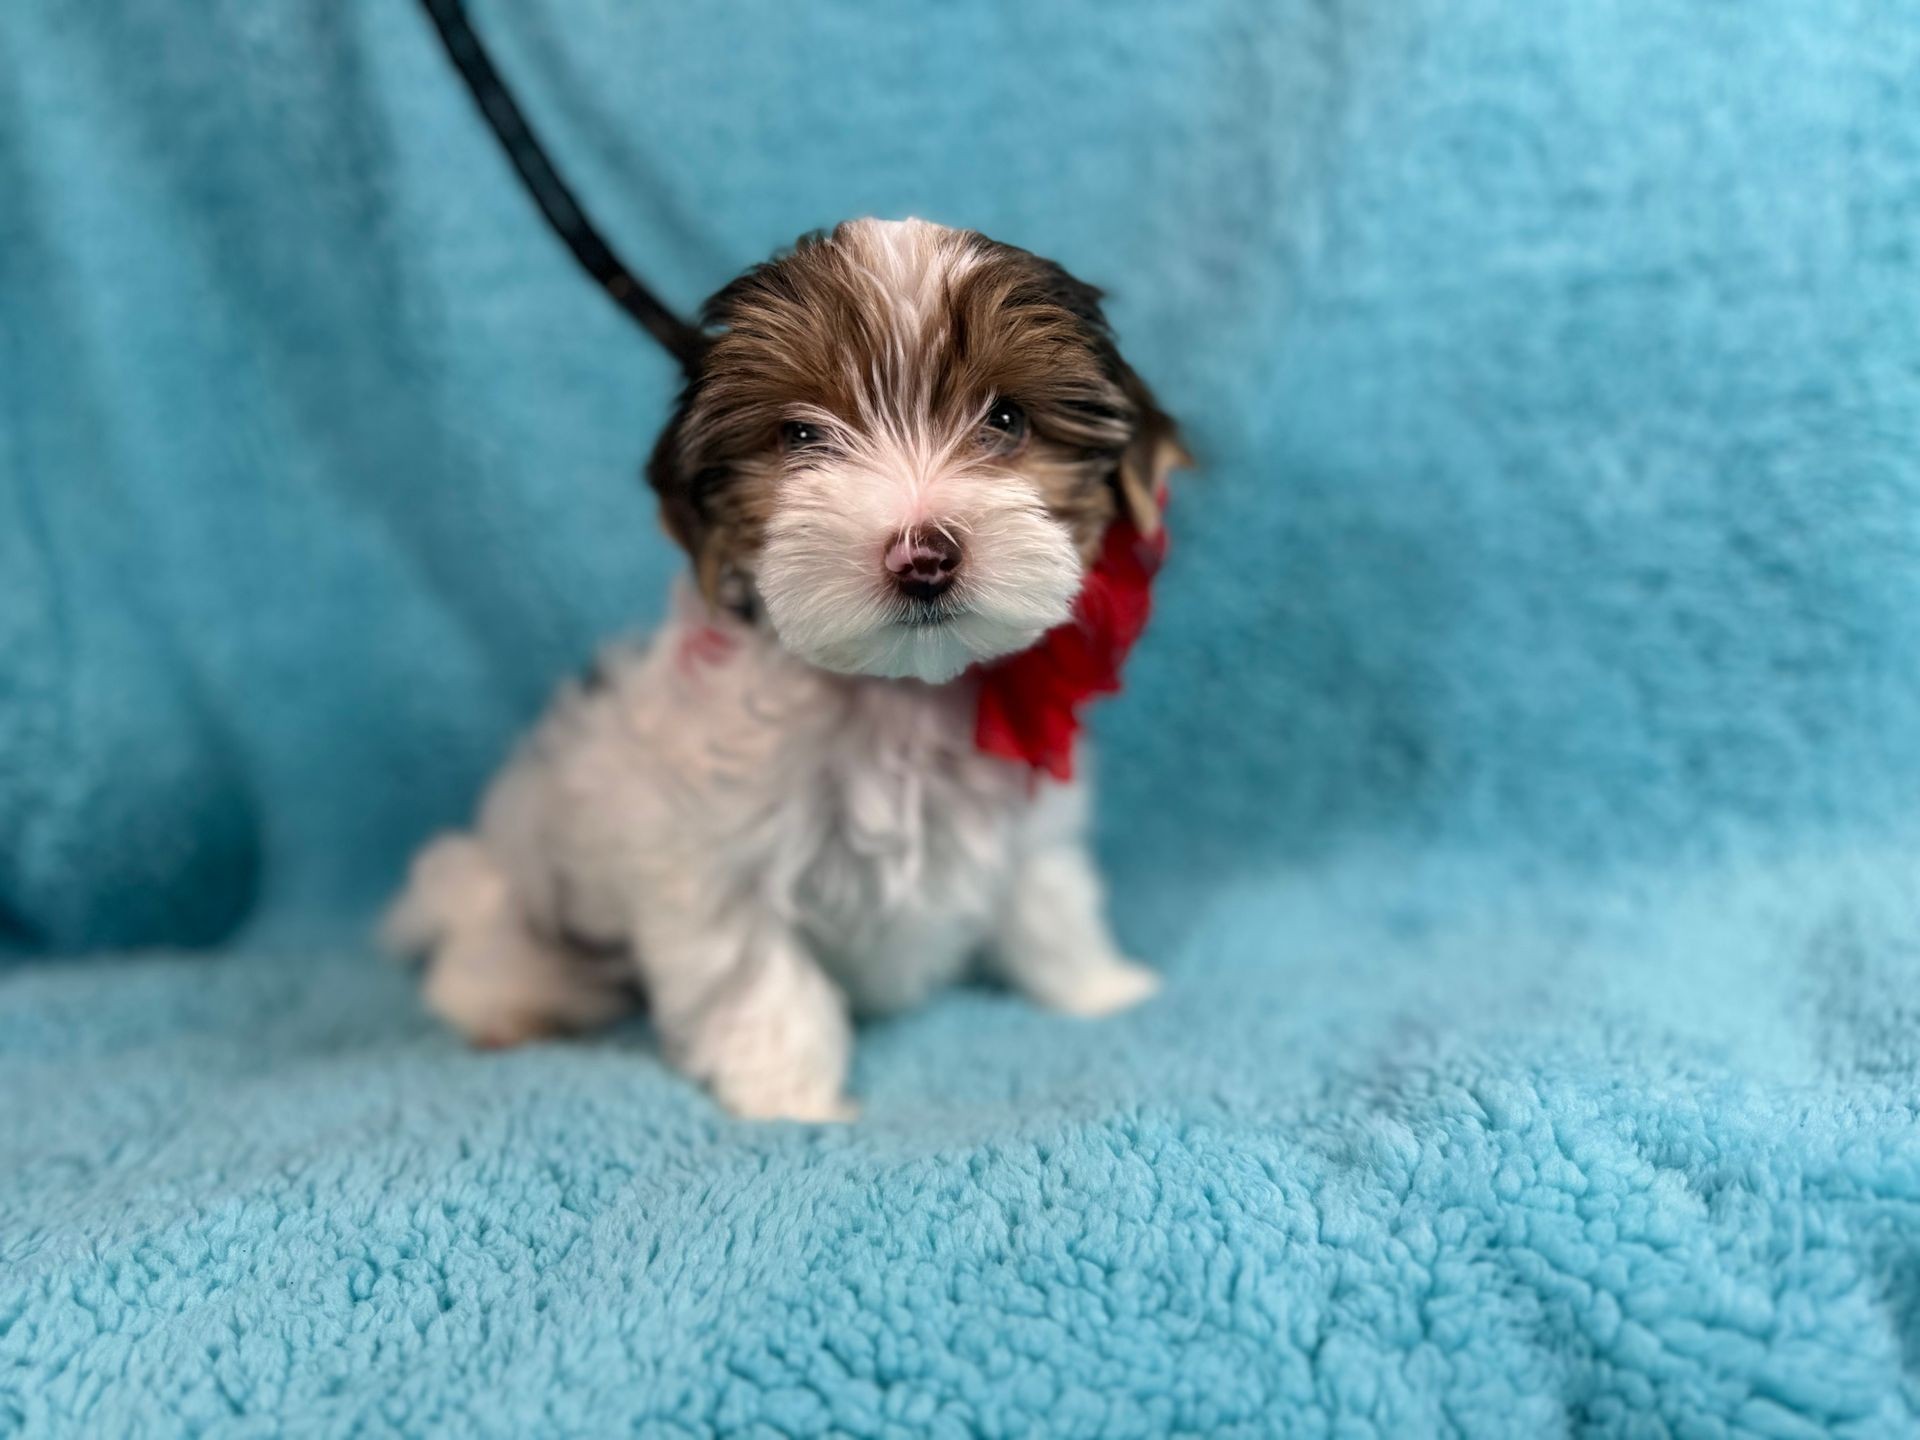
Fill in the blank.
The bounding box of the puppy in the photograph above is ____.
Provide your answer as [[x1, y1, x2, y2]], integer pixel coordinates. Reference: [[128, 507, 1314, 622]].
[[386, 218, 1184, 1120]]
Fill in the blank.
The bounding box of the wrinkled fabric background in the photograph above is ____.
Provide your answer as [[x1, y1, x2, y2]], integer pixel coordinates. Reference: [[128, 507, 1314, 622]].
[[5, 2, 1920, 1434]]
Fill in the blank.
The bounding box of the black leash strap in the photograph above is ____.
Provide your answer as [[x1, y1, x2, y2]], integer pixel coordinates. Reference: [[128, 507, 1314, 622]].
[[418, 0, 705, 373]]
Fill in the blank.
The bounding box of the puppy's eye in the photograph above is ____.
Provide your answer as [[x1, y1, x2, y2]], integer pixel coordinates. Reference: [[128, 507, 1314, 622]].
[[781, 420, 828, 452], [981, 399, 1028, 450]]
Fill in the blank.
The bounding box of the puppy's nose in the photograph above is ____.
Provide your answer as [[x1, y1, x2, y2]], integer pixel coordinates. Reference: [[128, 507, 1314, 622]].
[[885, 527, 963, 602]]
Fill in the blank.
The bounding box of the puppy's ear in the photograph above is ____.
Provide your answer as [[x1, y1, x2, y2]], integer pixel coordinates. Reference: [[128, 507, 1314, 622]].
[[1115, 365, 1189, 537], [644, 396, 733, 606]]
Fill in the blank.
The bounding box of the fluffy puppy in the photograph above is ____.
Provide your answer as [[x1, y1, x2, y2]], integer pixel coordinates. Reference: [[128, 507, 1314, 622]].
[[386, 218, 1184, 1120]]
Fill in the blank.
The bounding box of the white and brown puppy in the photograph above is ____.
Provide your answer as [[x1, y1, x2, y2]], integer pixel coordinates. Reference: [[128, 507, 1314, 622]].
[[386, 218, 1184, 1120]]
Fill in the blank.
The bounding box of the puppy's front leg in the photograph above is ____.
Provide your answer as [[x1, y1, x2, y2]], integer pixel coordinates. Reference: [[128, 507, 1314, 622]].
[[990, 841, 1160, 1018], [637, 904, 855, 1122]]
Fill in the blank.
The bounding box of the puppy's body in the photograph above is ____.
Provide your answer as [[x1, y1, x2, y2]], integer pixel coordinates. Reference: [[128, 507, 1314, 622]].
[[390, 219, 1180, 1119], [390, 590, 1151, 1119]]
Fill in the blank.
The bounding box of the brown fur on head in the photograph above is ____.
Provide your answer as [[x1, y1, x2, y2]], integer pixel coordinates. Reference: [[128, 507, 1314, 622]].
[[646, 218, 1185, 682]]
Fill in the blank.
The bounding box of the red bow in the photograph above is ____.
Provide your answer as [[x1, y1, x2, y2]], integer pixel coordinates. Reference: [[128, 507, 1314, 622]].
[[973, 515, 1167, 782]]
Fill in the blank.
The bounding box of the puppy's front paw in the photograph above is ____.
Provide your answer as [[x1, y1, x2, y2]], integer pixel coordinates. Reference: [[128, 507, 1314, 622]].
[[1043, 960, 1161, 1019], [719, 1083, 861, 1125], [709, 1059, 859, 1123]]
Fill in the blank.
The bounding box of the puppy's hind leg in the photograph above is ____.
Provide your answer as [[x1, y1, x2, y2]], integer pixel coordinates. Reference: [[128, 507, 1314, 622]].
[[385, 835, 636, 1048]]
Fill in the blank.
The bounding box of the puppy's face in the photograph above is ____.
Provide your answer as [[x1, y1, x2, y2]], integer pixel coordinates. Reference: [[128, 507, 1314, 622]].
[[649, 219, 1182, 683]]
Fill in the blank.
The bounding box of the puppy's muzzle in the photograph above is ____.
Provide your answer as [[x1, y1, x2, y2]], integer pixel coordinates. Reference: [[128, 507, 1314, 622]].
[[884, 528, 963, 603]]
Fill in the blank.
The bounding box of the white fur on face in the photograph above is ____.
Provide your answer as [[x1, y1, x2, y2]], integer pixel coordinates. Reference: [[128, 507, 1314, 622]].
[[755, 221, 1083, 683], [758, 413, 1082, 682]]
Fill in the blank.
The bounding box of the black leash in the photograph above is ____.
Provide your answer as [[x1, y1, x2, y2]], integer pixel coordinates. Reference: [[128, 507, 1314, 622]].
[[418, 0, 705, 373]]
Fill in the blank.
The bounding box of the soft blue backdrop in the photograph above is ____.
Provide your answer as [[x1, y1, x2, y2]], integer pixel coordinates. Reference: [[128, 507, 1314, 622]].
[[5, 2, 1920, 1434]]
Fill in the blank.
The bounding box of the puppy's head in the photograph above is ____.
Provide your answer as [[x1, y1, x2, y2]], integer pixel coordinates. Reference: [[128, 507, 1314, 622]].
[[648, 219, 1184, 683]]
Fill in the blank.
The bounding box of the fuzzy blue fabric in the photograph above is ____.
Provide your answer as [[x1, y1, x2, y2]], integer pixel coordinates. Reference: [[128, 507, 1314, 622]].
[[5, 0, 1920, 1433]]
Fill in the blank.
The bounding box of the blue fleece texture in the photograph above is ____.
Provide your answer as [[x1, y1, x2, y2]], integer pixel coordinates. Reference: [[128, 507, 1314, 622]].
[[5, 1, 1920, 1433]]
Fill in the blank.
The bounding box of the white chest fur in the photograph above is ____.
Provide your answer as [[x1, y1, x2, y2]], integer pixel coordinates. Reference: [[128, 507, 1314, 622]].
[[788, 677, 1032, 1012]]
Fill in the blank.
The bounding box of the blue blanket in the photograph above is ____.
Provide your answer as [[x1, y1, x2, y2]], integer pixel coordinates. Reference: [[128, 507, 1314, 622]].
[[5, 1, 1920, 1433]]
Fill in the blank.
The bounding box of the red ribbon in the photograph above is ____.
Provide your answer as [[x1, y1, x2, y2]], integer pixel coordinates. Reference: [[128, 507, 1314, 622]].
[[973, 515, 1167, 782]]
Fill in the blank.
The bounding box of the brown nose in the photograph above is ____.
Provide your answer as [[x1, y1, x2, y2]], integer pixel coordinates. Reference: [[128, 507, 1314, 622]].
[[885, 527, 963, 602]]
